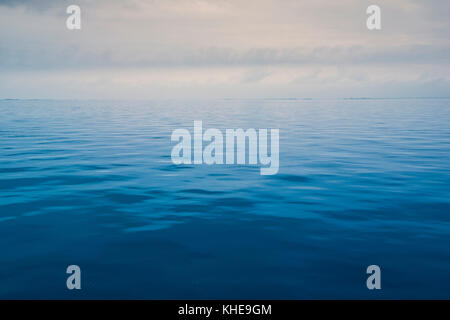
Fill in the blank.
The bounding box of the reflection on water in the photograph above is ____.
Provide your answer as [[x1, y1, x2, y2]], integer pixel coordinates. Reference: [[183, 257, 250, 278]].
[[0, 98, 449, 298]]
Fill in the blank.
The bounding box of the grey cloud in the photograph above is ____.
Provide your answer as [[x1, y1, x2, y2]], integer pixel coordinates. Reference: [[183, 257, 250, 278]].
[[1, 44, 449, 71], [0, 0, 142, 10], [0, 0, 69, 10]]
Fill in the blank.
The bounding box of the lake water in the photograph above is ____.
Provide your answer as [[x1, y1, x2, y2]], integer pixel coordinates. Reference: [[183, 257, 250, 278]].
[[0, 98, 449, 299]]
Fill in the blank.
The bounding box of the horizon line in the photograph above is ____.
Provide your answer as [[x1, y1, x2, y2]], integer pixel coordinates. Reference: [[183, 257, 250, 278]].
[[1, 97, 450, 101]]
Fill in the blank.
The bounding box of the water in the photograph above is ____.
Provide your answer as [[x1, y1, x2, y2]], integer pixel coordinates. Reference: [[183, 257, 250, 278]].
[[0, 98, 449, 299]]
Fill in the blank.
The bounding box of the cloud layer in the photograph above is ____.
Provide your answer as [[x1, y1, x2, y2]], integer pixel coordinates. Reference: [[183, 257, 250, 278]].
[[1, 0, 449, 98]]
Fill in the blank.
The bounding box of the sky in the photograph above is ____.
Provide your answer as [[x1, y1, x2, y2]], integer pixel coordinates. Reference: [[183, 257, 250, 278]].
[[0, 0, 449, 99]]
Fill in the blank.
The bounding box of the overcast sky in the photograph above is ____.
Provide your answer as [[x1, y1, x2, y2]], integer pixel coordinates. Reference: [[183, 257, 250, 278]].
[[0, 0, 449, 98]]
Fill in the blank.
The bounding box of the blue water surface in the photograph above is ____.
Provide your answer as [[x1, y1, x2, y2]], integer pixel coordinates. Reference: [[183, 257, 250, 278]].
[[0, 98, 449, 299]]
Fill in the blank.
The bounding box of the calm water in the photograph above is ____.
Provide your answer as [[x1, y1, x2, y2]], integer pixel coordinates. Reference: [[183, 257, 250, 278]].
[[0, 98, 449, 299]]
